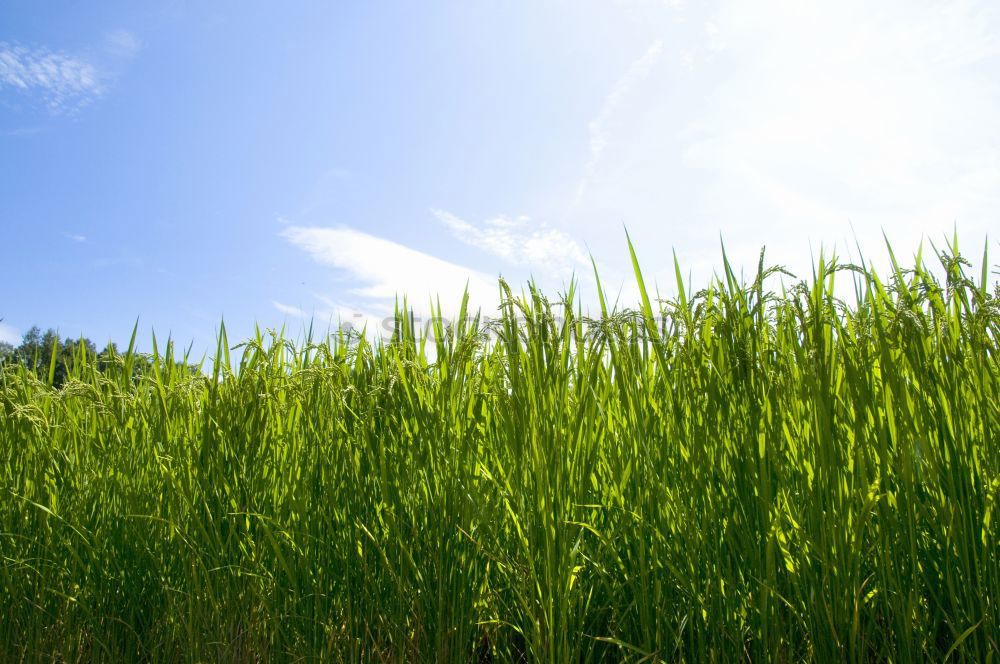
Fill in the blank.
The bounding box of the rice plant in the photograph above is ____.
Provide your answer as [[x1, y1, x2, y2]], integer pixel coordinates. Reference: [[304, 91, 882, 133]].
[[1, 237, 997, 662]]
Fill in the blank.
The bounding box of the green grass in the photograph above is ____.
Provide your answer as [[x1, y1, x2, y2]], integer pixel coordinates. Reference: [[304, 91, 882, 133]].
[[2, 238, 998, 662]]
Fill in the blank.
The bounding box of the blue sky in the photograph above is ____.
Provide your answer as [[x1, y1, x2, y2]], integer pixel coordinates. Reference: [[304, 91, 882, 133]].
[[2, 0, 998, 351]]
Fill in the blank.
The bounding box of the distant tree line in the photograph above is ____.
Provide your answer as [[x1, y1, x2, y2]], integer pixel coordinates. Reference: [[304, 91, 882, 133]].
[[0, 325, 198, 386]]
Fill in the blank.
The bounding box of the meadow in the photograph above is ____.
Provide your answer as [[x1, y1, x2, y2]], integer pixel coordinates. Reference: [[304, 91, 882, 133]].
[[1, 238, 998, 662]]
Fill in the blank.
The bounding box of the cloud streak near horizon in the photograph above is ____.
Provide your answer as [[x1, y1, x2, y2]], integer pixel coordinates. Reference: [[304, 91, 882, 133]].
[[281, 225, 502, 316]]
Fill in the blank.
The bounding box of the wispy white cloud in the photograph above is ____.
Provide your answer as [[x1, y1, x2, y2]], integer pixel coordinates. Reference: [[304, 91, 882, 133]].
[[272, 301, 306, 317], [575, 39, 663, 204], [281, 225, 501, 314], [104, 30, 141, 59], [0, 42, 104, 113], [63, 232, 86, 243], [434, 209, 589, 278]]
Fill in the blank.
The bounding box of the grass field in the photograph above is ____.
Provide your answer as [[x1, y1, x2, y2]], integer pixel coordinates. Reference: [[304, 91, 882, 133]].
[[2, 238, 998, 662]]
